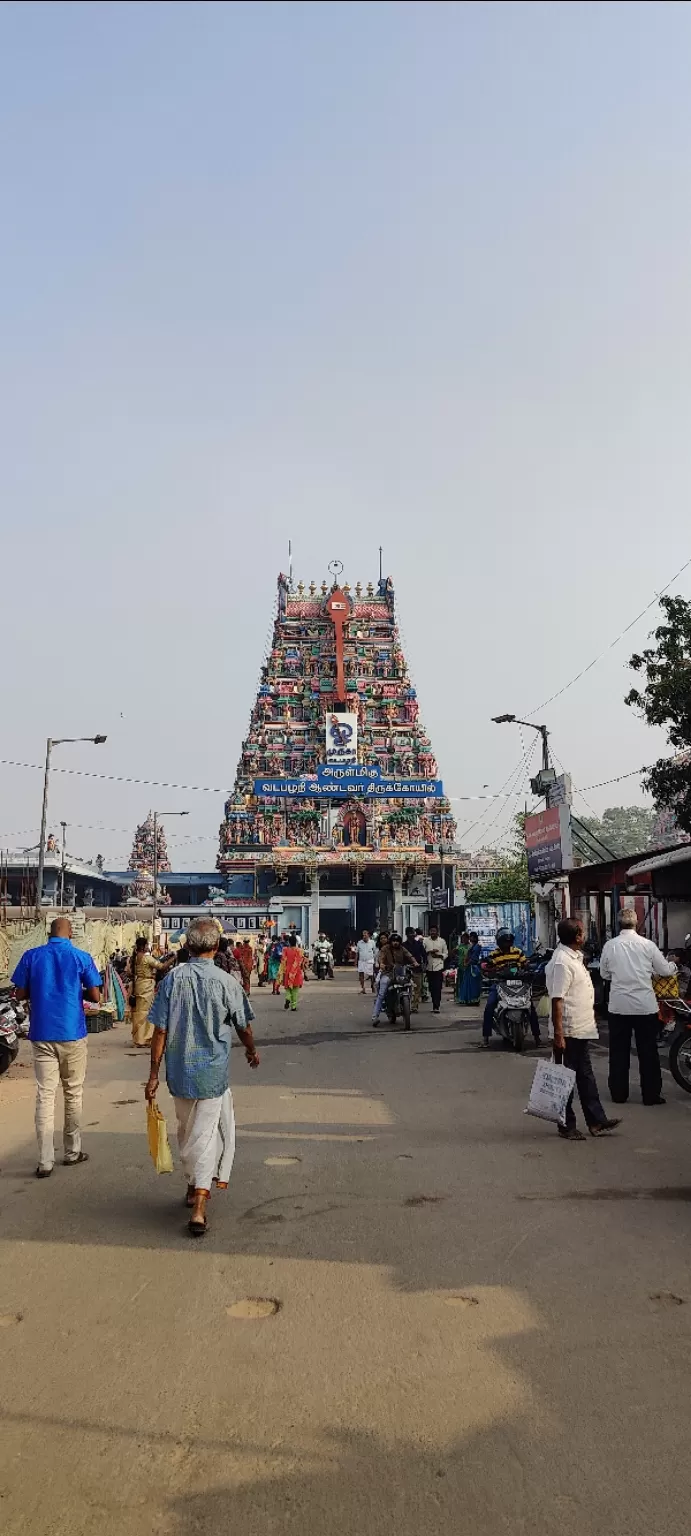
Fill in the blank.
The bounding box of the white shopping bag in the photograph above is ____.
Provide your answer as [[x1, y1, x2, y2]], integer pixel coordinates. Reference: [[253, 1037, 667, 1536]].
[[525, 1059, 576, 1126]]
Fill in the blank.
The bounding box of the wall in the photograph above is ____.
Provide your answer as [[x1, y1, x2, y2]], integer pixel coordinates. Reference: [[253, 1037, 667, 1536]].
[[0, 915, 150, 982], [666, 903, 691, 948]]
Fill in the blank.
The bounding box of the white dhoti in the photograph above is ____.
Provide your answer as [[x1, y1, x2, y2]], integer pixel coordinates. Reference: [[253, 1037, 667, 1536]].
[[174, 1088, 236, 1192], [358, 961, 374, 978]]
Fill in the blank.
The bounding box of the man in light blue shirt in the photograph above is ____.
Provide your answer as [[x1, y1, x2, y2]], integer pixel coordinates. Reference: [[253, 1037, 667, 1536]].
[[12, 917, 101, 1177], [145, 916, 259, 1237]]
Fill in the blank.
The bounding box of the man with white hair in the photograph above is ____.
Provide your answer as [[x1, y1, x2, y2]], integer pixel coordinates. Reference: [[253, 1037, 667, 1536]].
[[145, 916, 259, 1237], [600, 908, 676, 1106]]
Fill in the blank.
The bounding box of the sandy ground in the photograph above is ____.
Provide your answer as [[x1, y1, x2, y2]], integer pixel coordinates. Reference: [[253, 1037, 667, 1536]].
[[1, 974, 691, 1535]]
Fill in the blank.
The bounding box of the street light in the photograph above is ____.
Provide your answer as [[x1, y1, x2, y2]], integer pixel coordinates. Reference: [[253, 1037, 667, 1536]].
[[152, 810, 189, 939], [491, 714, 551, 771], [60, 821, 67, 909], [34, 735, 107, 919]]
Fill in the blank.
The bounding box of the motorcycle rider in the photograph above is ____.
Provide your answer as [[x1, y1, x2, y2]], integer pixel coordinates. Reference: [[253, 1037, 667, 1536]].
[[372, 932, 420, 1024], [481, 930, 541, 1048], [313, 932, 334, 979]]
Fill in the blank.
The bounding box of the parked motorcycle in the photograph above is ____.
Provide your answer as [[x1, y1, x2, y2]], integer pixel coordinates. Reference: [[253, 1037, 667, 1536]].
[[665, 997, 691, 1093], [0, 989, 28, 1078], [488, 972, 535, 1052], [384, 963, 413, 1031]]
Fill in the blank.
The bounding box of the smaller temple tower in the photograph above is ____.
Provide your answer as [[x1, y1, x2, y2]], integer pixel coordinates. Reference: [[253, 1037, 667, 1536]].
[[127, 812, 172, 905]]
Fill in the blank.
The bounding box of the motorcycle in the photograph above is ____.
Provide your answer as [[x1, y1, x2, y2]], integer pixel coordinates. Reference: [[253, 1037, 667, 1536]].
[[383, 963, 413, 1031], [487, 971, 535, 1052], [313, 948, 332, 981], [0, 989, 28, 1078], [664, 997, 691, 1093]]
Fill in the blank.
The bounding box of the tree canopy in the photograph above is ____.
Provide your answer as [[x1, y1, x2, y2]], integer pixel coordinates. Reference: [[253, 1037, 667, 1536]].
[[625, 595, 691, 835], [574, 805, 656, 859]]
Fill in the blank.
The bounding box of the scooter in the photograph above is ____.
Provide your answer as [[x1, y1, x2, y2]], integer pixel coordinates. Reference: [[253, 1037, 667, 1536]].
[[489, 973, 535, 1053], [0, 990, 28, 1077], [664, 997, 691, 1093], [384, 963, 413, 1031], [313, 949, 332, 981]]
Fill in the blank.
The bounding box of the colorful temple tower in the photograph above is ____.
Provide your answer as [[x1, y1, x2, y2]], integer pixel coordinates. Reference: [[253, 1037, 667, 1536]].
[[217, 570, 461, 952], [126, 811, 172, 906]]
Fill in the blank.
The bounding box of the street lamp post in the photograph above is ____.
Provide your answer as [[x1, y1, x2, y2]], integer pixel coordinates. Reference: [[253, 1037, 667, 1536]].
[[59, 821, 67, 909], [491, 714, 550, 774], [34, 735, 107, 920], [152, 810, 189, 942]]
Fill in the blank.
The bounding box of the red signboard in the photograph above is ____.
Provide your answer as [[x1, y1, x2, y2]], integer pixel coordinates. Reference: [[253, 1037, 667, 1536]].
[[524, 805, 573, 879]]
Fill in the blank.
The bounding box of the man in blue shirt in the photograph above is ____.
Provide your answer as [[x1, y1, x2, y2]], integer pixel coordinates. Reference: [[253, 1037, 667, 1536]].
[[145, 915, 259, 1238], [12, 916, 101, 1177]]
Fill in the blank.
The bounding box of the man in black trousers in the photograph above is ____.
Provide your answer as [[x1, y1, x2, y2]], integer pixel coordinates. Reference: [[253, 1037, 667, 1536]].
[[600, 908, 676, 1106], [546, 916, 621, 1141]]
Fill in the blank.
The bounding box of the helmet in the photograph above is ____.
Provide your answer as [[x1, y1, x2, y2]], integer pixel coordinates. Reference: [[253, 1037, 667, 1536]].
[[497, 929, 514, 944]]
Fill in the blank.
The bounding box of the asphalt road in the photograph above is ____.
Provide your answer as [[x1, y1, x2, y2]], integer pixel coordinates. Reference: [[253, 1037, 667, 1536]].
[[2, 973, 691, 1536]]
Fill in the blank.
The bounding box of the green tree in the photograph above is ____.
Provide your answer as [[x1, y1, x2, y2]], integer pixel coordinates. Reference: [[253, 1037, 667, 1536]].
[[625, 595, 691, 835], [465, 817, 530, 902], [464, 864, 531, 903], [576, 805, 657, 859]]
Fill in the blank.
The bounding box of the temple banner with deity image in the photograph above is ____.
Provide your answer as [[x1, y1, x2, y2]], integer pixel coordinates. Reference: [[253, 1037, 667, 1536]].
[[325, 712, 358, 765]]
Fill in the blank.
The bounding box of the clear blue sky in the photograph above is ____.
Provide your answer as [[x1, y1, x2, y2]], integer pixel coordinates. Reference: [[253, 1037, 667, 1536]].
[[1, 0, 690, 864]]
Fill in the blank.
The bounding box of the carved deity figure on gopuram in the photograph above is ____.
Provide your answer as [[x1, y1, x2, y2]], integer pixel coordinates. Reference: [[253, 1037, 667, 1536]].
[[218, 569, 456, 865]]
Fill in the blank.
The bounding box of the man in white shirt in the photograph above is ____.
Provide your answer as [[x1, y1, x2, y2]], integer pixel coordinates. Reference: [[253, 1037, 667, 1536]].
[[355, 930, 377, 995], [423, 926, 448, 1015], [546, 917, 621, 1141], [599, 908, 676, 1106]]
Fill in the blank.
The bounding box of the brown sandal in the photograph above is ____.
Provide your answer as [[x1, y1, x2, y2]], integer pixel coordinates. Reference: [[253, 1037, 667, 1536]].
[[188, 1214, 207, 1237]]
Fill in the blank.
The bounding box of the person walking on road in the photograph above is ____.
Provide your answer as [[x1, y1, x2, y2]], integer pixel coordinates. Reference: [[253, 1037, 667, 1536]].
[[356, 930, 377, 994], [233, 938, 254, 995], [458, 932, 483, 1005], [12, 916, 102, 1178], [214, 934, 243, 983], [279, 934, 305, 1011], [546, 917, 621, 1141], [130, 936, 172, 1048], [267, 938, 283, 994], [423, 926, 448, 1015], [600, 908, 676, 1106], [145, 916, 259, 1238], [405, 926, 427, 1013]]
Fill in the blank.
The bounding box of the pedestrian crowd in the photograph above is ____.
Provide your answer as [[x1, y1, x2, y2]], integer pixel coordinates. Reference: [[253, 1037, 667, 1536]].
[[8, 904, 686, 1237]]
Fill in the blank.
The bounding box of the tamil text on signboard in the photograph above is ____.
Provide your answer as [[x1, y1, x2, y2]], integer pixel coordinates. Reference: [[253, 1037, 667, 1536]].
[[254, 774, 445, 799], [524, 804, 573, 879]]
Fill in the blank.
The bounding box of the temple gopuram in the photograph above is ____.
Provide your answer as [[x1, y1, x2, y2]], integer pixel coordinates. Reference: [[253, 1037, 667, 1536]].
[[217, 569, 462, 954]]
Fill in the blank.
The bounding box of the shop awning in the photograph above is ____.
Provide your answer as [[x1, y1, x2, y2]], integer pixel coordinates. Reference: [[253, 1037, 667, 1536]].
[[627, 845, 691, 877]]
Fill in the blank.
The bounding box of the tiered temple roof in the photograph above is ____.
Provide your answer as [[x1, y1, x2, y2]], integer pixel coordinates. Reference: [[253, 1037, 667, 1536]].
[[218, 572, 456, 866]]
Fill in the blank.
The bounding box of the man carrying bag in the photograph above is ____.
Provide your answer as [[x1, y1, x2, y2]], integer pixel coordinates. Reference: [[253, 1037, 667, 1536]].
[[545, 917, 621, 1141]]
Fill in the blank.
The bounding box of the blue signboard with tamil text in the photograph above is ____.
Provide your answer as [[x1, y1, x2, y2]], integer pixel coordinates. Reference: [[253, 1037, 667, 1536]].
[[253, 773, 444, 799]]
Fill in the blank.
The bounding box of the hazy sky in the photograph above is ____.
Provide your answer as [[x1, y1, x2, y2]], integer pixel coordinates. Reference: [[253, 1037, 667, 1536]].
[[1, 0, 689, 867]]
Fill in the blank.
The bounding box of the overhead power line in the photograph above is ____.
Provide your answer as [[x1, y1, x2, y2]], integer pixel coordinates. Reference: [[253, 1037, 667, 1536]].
[[0, 758, 230, 794], [0, 755, 654, 803], [524, 553, 691, 717]]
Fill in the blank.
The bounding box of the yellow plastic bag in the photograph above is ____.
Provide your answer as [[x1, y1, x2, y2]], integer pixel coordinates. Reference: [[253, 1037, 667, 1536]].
[[147, 1099, 174, 1174]]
